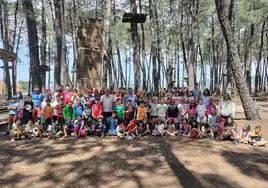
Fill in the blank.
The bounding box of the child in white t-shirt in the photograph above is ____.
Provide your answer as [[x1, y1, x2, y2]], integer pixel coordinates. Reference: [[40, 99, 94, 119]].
[[197, 99, 207, 124]]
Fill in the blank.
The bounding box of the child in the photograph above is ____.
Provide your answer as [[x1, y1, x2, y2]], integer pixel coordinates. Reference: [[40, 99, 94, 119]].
[[63, 101, 76, 121], [7, 96, 20, 135], [10, 118, 23, 142], [136, 101, 147, 125], [73, 115, 85, 138], [200, 123, 211, 138], [54, 98, 66, 131], [220, 117, 237, 144], [83, 101, 92, 120], [138, 119, 150, 136], [215, 115, 224, 133], [74, 99, 84, 117], [177, 98, 188, 121], [179, 118, 190, 136], [152, 118, 165, 136], [124, 100, 134, 125], [206, 98, 216, 116], [250, 125, 267, 147], [91, 98, 102, 119], [42, 99, 53, 129], [208, 108, 218, 138], [126, 119, 138, 138], [167, 100, 179, 123], [165, 119, 178, 136], [95, 115, 106, 137], [24, 119, 35, 139], [85, 116, 97, 136], [157, 98, 168, 122], [196, 99, 207, 125], [64, 117, 74, 137], [237, 124, 251, 144], [116, 120, 126, 138], [114, 98, 125, 120], [188, 100, 197, 122], [40, 118, 57, 139], [22, 95, 34, 125], [188, 120, 201, 138], [107, 112, 117, 136]]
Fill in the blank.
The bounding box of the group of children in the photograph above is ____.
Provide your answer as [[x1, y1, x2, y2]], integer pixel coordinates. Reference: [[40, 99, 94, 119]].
[[7, 87, 267, 147]]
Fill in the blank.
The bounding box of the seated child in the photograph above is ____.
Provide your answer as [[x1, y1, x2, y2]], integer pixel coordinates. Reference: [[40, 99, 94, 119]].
[[152, 118, 165, 136], [116, 120, 126, 138], [95, 115, 106, 137], [220, 117, 237, 144], [179, 118, 190, 136], [23, 119, 35, 139], [208, 109, 219, 138], [251, 125, 267, 147], [215, 115, 224, 134], [188, 120, 201, 138], [138, 119, 150, 136], [200, 123, 211, 138], [237, 124, 251, 144], [165, 118, 178, 136], [107, 112, 117, 136], [64, 117, 74, 137], [74, 115, 85, 138], [85, 116, 97, 136], [126, 119, 138, 138], [41, 118, 59, 139], [10, 118, 24, 142]]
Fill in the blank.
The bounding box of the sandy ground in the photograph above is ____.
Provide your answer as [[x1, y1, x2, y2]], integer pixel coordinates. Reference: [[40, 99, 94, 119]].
[[0, 103, 268, 188]]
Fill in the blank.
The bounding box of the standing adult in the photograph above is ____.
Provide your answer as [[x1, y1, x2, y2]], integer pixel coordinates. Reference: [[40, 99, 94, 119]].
[[100, 88, 115, 119], [123, 88, 136, 107], [192, 83, 202, 98], [220, 93, 235, 119], [62, 84, 73, 104], [31, 86, 44, 119]]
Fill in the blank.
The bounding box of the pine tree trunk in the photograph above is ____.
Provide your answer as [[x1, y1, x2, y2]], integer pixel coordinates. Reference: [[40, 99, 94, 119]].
[[215, 0, 260, 120], [255, 21, 265, 95], [40, 0, 47, 92], [23, 0, 42, 90], [130, 0, 140, 92], [54, 0, 63, 88]]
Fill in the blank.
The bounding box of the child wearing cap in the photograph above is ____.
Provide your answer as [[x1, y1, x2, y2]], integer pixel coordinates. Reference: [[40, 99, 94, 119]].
[[7, 96, 20, 134], [91, 98, 102, 119], [95, 115, 106, 137], [152, 118, 165, 136], [126, 119, 138, 138]]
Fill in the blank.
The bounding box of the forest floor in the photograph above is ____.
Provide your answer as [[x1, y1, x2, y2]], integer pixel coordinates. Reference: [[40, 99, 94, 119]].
[[0, 99, 268, 188]]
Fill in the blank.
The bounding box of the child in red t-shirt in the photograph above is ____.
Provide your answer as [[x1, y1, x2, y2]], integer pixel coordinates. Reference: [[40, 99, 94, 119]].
[[126, 119, 138, 139], [91, 98, 102, 119]]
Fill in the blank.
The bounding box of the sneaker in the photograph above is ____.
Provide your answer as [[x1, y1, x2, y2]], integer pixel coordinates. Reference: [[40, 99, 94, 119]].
[[259, 141, 267, 146], [4, 131, 10, 136], [11, 138, 15, 142], [232, 139, 238, 144]]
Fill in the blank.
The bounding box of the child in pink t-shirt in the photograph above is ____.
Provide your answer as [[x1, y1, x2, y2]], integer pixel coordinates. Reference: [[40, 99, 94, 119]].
[[179, 118, 190, 136], [188, 100, 197, 121]]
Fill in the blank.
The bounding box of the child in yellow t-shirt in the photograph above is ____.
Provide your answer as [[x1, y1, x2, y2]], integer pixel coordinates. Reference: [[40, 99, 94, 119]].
[[136, 102, 147, 124], [251, 125, 267, 147]]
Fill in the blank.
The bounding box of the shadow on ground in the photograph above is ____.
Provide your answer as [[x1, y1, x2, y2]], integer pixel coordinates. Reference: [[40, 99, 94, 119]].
[[0, 137, 267, 188]]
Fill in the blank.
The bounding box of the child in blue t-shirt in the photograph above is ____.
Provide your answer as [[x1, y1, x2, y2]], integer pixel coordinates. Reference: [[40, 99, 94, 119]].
[[107, 112, 118, 136], [7, 96, 20, 134], [63, 117, 74, 137]]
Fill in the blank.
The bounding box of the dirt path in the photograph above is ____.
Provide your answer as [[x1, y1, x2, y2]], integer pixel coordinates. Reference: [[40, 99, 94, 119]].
[[0, 103, 268, 188]]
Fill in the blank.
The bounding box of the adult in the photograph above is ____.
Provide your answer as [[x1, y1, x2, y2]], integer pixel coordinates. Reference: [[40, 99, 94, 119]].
[[62, 84, 73, 104], [192, 83, 202, 98], [87, 89, 95, 101], [202, 88, 211, 106], [123, 88, 137, 107], [93, 88, 100, 99], [100, 88, 115, 119], [31, 86, 44, 118], [220, 93, 235, 119]]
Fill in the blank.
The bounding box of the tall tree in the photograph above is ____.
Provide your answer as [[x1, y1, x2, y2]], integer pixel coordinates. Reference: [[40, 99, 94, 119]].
[[23, 0, 42, 90], [0, 0, 12, 98], [215, 0, 260, 120]]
